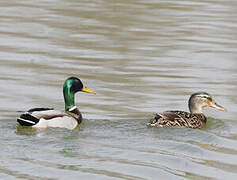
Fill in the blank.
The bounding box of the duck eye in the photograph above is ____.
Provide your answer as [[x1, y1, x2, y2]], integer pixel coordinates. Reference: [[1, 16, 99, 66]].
[[200, 95, 211, 100], [207, 97, 212, 101]]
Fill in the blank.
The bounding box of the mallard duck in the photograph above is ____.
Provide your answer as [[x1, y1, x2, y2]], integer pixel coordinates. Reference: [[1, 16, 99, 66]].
[[147, 92, 226, 129], [17, 77, 95, 130]]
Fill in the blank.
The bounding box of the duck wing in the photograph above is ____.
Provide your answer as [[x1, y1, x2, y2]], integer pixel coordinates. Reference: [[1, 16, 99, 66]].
[[17, 108, 66, 126], [148, 111, 206, 128]]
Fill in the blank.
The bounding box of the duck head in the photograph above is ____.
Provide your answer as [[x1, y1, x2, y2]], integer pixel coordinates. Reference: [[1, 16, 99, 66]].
[[63, 77, 95, 110], [188, 92, 226, 114]]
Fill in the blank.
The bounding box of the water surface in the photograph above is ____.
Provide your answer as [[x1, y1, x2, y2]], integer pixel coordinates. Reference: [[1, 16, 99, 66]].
[[0, 0, 237, 179]]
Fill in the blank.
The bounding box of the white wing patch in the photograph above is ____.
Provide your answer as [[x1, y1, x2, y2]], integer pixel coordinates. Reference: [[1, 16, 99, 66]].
[[33, 116, 78, 130]]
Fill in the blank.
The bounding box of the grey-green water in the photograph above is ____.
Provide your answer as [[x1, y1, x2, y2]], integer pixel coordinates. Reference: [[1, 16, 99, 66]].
[[0, 0, 237, 179]]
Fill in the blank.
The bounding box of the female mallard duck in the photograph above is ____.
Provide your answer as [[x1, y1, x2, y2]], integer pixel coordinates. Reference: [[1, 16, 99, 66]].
[[148, 92, 226, 129], [17, 77, 95, 130]]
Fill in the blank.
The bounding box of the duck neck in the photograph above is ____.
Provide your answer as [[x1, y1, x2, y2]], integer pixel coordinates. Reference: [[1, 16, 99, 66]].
[[189, 105, 202, 114], [189, 99, 203, 114], [63, 84, 76, 111]]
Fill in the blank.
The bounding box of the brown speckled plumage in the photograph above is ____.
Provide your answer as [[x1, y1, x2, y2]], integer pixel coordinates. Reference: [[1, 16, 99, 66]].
[[148, 92, 226, 129], [149, 111, 207, 129]]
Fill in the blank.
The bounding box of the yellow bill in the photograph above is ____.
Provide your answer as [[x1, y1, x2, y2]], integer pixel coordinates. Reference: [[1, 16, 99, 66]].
[[210, 101, 226, 111], [82, 86, 96, 94]]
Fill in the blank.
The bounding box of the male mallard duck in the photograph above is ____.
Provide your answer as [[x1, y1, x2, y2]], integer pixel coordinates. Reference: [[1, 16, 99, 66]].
[[17, 77, 95, 130], [147, 92, 226, 129]]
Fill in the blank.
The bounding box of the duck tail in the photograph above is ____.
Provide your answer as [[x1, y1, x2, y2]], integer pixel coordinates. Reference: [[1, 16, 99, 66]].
[[17, 113, 40, 126], [147, 113, 163, 127]]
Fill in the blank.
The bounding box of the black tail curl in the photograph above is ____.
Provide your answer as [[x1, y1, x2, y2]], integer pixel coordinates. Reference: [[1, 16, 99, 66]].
[[17, 113, 40, 126]]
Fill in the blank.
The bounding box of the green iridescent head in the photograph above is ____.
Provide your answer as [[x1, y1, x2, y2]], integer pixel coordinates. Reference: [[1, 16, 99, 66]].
[[63, 77, 95, 110]]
